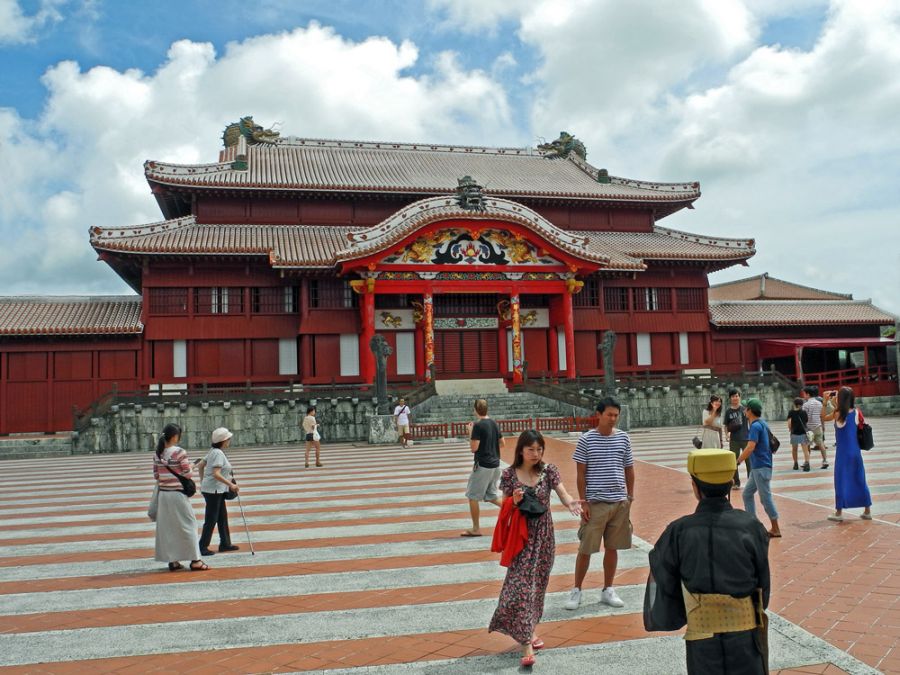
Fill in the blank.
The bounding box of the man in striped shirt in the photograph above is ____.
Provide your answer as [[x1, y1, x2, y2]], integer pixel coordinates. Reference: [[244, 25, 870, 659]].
[[565, 397, 635, 610], [801, 386, 830, 469]]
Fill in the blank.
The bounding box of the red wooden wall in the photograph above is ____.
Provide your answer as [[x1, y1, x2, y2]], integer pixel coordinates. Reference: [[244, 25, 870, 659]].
[[0, 339, 140, 434]]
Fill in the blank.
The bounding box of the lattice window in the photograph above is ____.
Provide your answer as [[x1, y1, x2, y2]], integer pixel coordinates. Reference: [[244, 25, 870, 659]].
[[434, 294, 500, 317], [633, 287, 672, 311], [603, 287, 629, 312], [147, 288, 188, 315], [573, 279, 600, 307], [194, 288, 244, 315], [252, 287, 298, 314], [375, 294, 409, 309], [309, 279, 357, 309], [676, 287, 706, 311]]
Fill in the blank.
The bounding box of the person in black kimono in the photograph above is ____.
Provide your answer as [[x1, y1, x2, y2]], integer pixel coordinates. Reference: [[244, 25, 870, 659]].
[[644, 448, 770, 674]]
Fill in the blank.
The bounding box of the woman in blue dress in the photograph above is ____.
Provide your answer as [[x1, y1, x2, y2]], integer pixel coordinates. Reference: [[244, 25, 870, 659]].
[[822, 387, 873, 521]]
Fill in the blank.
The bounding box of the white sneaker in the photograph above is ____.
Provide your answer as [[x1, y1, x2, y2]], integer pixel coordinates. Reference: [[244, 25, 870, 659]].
[[600, 587, 625, 608], [564, 587, 582, 610]]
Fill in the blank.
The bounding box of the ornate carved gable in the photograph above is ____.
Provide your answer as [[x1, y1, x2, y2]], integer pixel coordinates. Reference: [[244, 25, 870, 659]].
[[380, 228, 564, 267]]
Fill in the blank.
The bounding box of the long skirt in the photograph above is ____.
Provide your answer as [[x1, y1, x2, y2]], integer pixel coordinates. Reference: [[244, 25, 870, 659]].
[[155, 490, 201, 563]]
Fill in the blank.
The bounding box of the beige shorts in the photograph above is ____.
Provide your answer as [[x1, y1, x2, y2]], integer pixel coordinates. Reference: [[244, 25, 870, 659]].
[[811, 427, 824, 446], [397, 424, 410, 435], [577, 500, 633, 553]]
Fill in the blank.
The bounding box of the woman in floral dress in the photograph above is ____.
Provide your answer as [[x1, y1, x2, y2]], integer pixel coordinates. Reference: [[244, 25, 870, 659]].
[[489, 430, 581, 667]]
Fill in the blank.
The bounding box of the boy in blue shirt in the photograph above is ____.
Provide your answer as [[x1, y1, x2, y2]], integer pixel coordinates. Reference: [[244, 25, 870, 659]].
[[738, 398, 782, 538]]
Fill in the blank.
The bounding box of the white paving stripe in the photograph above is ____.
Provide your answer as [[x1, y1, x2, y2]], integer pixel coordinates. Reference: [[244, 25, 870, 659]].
[[0, 500, 572, 541], [0, 487, 472, 526], [318, 617, 879, 675], [0, 468, 475, 505], [0, 483, 470, 519], [0, 527, 619, 583], [0, 515, 527, 557], [0, 548, 651, 615]]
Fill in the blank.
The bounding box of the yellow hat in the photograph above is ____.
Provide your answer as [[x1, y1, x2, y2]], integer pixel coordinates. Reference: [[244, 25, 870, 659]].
[[687, 449, 737, 484]]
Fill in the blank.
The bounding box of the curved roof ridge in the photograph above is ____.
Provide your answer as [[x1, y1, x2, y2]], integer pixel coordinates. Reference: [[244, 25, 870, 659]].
[[336, 194, 612, 266], [710, 299, 880, 306], [652, 224, 755, 250], [0, 295, 140, 303], [709, 272, 853, 299], [566, 153, 700, 193], [272, 135, 538, 155], [91, 215, 197, 242]]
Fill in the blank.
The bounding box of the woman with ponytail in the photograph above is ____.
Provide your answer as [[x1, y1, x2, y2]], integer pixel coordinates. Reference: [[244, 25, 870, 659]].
[[153, 423, 209, 571]]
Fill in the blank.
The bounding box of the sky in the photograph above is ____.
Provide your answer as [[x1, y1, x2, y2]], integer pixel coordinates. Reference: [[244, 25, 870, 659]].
[[0, 0, 898, 316]]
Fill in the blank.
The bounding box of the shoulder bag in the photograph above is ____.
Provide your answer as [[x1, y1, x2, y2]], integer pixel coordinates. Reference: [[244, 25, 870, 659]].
[[856, 410, 874, 451], [517, 468, 548, 519], [164, 463, 196, 497], [766, 426, 780, 454]]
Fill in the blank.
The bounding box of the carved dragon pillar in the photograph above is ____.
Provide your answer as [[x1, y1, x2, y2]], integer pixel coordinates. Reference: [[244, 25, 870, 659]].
[[423, 293, 434, 382], [510, 294, 523, 384]]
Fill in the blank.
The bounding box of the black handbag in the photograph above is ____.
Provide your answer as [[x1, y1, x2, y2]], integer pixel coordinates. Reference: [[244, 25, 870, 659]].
[[165, 464, 196, 497], [224, 475, 238, 500], [518, 487, 547, 519], [857, 413, 874, 451]]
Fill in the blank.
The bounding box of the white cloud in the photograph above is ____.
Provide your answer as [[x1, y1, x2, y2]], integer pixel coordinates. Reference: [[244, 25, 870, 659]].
[[0, 0, 64, 44], [0, 22, 514, 294]]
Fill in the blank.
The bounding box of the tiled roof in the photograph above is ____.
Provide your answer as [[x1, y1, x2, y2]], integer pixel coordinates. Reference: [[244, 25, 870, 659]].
[[144, 137, 701, 205], [0, 296, 143, 336], [709, 273, 851, 301], [586, 226, 755, 265], [91, 214, 753, 272], [709, 300, 896, 327], [91, 217, 351, 268]]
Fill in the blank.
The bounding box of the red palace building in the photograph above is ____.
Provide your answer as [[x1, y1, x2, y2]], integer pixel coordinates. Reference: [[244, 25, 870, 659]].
[[0, 122, 896, 434]]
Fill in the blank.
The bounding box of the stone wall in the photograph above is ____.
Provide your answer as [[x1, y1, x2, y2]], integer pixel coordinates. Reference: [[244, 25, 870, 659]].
[[592, 383, 793, 429], [74, 397, 376, 455]]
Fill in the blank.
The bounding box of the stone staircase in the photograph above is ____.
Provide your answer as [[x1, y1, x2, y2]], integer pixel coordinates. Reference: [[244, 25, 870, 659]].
[[411, 391, 592, 428], [0, 434, 74, 460]]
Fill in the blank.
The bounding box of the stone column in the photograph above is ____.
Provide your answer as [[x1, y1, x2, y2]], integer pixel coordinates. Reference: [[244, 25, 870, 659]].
[[360, 288, 376, 384], [561, 289, 576, 379], [510, 294, 523, 383], [423, 292, 434, 382]]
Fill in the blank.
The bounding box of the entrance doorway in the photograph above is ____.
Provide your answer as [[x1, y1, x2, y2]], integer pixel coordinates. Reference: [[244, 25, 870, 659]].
[[435, 330, 499, 377]]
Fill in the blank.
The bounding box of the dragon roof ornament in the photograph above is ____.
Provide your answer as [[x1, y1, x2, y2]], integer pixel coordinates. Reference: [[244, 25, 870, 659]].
[[222, 116, 280, 148], [538, 131, 587, 160]]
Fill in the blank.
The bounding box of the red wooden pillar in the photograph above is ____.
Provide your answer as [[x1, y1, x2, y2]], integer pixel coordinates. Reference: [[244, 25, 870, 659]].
[[548, 326, 559, 375], [510, 294, 523, 383], [498, 326, 508, 379], [415, 325, 425, 381], [360, 289, 376, 384], [423, 293, 434, 381], [561, 290, 576, 379], [0, 352, 7, 434]]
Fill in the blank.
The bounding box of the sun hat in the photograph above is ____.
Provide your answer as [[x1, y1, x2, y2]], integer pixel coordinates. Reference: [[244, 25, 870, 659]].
[[211, 427, 233, 444]]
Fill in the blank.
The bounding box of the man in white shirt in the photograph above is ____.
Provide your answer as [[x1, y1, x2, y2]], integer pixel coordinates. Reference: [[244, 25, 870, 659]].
[[393, 397, 411, 448], [801, 386, 829, 469]]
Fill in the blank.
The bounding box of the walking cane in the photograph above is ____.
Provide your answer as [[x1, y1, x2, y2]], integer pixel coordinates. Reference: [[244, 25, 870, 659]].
[[236, 492, 255, 556]]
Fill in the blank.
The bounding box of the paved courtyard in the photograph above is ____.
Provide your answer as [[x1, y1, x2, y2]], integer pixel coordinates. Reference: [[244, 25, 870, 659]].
[[0, 417, 898, 673]]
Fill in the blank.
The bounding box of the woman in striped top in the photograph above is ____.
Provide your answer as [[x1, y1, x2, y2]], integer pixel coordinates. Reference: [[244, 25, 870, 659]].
[[153, 423, 209, 571]]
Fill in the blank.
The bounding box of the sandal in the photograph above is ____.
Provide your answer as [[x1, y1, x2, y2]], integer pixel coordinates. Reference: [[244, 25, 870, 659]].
[[531, 638, 544, 650], [520, 654, 536, 667], [860, 513, 873, 520], [189, 560, 210, 571], [167, 562, 183, 571]]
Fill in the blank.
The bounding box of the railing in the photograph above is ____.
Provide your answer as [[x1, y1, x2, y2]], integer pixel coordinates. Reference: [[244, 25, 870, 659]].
[[450, 422, 470, 437], [410, 423, 448, 439], [549, 368, 800, 394], [497, 418, 533, 434], [804, 366, 895, 391]]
